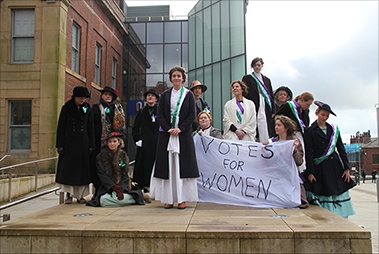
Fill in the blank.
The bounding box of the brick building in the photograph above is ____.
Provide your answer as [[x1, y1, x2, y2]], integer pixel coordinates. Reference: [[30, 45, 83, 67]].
[[0, 0, 147, 166]]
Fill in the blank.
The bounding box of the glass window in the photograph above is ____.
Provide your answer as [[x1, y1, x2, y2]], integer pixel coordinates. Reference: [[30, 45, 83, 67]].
[[221, 59, 231, 104], [203, 65, 212, 109], [231, 55, 245, 81], [195, 68, 204, 86], [95, 43, 102, 85], [220, 0, 230, 60], [72, 22, 80, 73], [188, 16, 196, 70], [164, 22, 181, 43], [146, 23, 163, 43], [195, 1, 203, 13], [146, 45, 163, 73], [230, 0, 245, 57], [204, 0, 212, 8], [195, 12, 203, 68], [12, 9, 35, 63], [373, 154, 379, 164], [111, 58, 117, 88], [9, 100, 31, 150], [130, 23, 145, 44], [164, 44, 181, 73], [182, 44, 188, 72], [147, 74, 165, 91], [211, 2, 221, 62], [203, 7, 212, 65], [182, 22, 188, 42], [212, 63, 222, 129]]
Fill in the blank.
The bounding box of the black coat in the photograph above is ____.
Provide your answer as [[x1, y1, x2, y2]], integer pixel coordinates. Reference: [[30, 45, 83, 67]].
[[275, 101, 310, 136], [56, 99, 95, 186], [154, 88, 199, 179], [304, 121, 355, 196], [132, 104, 159, 187], [242, 73, 275, 138], [86, 147, 144, 207]]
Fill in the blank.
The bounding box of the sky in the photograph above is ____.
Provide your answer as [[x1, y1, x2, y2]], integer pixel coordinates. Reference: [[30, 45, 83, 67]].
[[125, 0, 379, 143]]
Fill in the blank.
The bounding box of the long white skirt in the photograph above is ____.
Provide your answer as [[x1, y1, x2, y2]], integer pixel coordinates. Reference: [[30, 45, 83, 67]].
[[59, 184, 89, 199], [150, 152, 198, 204]]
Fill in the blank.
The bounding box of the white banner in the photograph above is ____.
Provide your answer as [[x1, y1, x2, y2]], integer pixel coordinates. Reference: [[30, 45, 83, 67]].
[[194, 135, 301, 208]]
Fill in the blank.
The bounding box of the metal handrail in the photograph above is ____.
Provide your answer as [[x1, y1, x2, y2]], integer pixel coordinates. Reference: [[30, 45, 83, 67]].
[[0, 156, 58, 202]]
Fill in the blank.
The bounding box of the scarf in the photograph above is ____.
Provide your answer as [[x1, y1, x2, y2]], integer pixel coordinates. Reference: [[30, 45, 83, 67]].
[[99, 99, 127, 141], [251, 73, 272, 109], [314, 124, 340, 165], [236, 100, 244, 124], [171, 87, 189, 128], [288, 100, 306, 133]]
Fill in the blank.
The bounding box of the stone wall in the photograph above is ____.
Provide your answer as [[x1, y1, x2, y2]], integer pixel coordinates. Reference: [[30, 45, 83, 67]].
[[0, 174, 55, 202]]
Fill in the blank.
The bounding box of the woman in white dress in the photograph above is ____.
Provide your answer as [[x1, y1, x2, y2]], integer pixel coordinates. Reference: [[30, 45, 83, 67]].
[[223, 80, 257, 141], [150, 66, 199, 209]]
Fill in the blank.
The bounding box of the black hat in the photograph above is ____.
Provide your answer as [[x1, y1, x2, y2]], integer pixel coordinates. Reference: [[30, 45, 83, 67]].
[[73, 86, 91, 98], [143, 88, 160, 101], [190, 80, 207, 93], [314, 101, 336, 116], [106, 132, 123, 140], [274, 86, 293, 101], [100, 86, 118, 101]]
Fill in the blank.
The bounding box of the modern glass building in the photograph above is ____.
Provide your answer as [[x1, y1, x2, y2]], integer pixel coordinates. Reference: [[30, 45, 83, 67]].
[[188, 0, 248, 129]]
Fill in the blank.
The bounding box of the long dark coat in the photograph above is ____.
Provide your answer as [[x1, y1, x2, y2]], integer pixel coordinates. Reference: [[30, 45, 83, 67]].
[[303, 121, 355, 196], [275, 101, 310, 136], [56, 99, 95, 186], [242, 73, 275, 138], [132, 104, 159, 187], [154, 88, 199, 179], [86, 147, 144, 207]]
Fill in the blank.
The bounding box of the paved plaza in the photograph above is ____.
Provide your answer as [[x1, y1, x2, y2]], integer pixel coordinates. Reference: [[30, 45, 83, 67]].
[[1, 181, 378, 253]]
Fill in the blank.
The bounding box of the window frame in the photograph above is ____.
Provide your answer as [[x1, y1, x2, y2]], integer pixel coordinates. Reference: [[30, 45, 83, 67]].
[[94, 43, 102, 85], [8, 100, 32, 151], [71, 22, 81, 73], [11, 9, 35, 63], [111, 58, 117, 88]]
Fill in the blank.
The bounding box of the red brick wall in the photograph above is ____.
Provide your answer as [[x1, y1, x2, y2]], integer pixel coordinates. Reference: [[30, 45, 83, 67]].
[[362, 147, 379, 174], [65, 0, 125, 104]]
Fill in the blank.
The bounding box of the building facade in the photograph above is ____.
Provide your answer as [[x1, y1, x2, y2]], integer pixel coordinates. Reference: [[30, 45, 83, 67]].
[[188, 0, 248, 129], [0, 0, 70, 167], [0, 0, 146, 167]]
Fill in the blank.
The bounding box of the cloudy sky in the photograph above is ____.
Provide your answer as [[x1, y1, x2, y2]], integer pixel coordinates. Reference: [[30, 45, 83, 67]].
[[126, 0, 379, 143]]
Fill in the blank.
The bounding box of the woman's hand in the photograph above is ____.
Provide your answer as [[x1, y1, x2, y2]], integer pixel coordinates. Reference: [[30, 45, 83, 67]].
[[293, 139, 299, 148], [235, 129, 245, 140], [198, 130, 203, 136], [308, 174, 317, 183], [342, 169, 351, 182], [168, 128, 182, 136]]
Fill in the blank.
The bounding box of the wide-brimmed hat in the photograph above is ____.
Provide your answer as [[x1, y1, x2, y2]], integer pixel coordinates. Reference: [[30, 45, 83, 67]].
[[143, 88, 159, 101], [106, 132, 123, 140], [100, 86, 118, 100], [314, 101, 336, 116], [190, 80, 207, 93], [274, 86, 293, 101], [72, 86, 91, 98]]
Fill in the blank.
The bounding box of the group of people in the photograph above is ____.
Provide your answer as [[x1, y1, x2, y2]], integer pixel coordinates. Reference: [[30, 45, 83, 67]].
[[55, 60, 356, 218], [55, 85, 148, 207]]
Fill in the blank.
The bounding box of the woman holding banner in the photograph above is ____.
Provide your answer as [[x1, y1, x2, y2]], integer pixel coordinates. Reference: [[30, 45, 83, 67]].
[[150, 66, 199, 210], [223, 80, 256, 141], [268, 115, 309, 209]]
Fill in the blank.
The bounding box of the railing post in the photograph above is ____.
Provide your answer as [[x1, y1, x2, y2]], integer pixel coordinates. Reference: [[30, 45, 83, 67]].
[[35, 162, 39, 192], [8, 167, 13, 202]]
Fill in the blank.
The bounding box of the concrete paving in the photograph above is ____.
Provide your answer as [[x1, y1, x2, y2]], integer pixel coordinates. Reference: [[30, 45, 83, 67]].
[[0, 182, 378, 253]]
